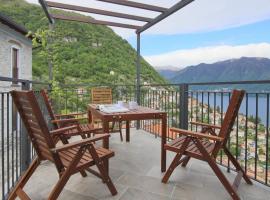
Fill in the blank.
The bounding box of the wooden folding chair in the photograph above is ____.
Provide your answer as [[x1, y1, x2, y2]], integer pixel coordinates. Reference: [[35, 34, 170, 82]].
[[41, 89, 102, 144], [162, 90, 252, 200], [8, 90, 117, 200], [91, 87, 123, 141]]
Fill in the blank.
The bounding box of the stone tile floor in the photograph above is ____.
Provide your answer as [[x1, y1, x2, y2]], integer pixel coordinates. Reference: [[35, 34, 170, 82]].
[[23, 129, 270, 200]]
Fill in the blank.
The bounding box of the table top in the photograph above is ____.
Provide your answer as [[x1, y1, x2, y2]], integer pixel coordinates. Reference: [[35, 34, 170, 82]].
[[88, 104, 166, 121]]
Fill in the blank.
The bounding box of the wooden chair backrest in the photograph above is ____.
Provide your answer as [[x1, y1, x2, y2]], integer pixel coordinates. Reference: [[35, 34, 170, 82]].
[[41, 89, 59, 129], [11, 90, 64, 171], [91, 87, 112, 104], [218, 90, 245, 145]]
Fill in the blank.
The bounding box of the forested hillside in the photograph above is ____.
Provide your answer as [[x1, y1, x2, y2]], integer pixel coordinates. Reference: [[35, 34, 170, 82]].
[[0, 0, 166, 85]]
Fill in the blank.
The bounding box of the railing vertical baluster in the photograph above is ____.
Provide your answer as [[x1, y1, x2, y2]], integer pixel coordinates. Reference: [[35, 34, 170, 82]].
[[214, 92, 216, 126], [147, 89, 150, 133], [236, 105, 239, 162], [1, 93, 5, 200], [175, 90, 179, 130], [7, 94, 10, 192], [220, 92, 224, 164], [154, 90, 157, 138], [65, 89, 67, 114], [179, 84, 189, 130], [158, 90, 161, 136], [266, 93, 269, 184], [201, 91, 204, 123], [161, 90, 165, 139], [21, 81, 31, 172], [76, 89, 79, 113], [245, 93, 249, 173], [167, 90, 170, 138], [227, 92, 231, 172], [196, 92, 198, 131], [11, 94, 14, 187], [164, 90, 167, 138], [150, 90, 153, 134], [255, 93, 259, 179], [172, 90, 174, 131], [190, 91, 193, 131], [207, 92, 210, 124]]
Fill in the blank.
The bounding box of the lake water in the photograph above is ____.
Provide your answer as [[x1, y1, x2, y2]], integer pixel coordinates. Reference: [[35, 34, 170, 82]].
[[192, 93, 270, 125]]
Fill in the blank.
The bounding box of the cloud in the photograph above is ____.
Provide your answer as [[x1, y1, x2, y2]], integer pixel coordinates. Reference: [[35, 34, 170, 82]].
[[26, 0, 270, 39], [144, 43, 270, 69]]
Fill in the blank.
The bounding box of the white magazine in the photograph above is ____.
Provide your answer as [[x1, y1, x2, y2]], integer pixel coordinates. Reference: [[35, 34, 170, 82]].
[[98, 104, 129, 113]]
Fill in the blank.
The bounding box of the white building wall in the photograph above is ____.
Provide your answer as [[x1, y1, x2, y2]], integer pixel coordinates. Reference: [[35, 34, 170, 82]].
[[0, 22, 32, 92]]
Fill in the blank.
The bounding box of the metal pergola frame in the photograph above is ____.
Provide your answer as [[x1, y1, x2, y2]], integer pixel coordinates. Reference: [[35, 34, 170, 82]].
[[39, 0, 194, 105]]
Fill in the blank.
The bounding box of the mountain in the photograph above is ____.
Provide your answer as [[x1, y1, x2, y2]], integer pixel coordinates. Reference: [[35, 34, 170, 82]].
[[171, 57, 270, 84], [156, 57, 270, 91], [0, 0, 166, 85], [157, 69, 179, 81]]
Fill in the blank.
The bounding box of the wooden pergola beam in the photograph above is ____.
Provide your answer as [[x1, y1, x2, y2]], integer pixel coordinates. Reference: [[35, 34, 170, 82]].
[[52, 13, 142, 29], [96, 0, 168, 13], [137, 0, 195, 33], [39, 0, 54, 24], [46, 1, 153, 22]]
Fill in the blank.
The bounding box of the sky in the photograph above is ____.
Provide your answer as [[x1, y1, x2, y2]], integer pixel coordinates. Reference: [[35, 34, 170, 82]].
[[26, 0, 270, 69]]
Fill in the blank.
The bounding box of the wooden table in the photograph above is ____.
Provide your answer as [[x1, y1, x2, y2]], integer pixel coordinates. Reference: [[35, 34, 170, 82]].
[[87, 104, 168, 172]]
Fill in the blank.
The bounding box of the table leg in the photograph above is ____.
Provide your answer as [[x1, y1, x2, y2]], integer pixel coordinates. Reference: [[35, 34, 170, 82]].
[[102, 121, 110, 149], [88, 109, 92, 124], [126, 121, 130, 142], [102, 120, 110, 173], [161, 114, 167, 172]]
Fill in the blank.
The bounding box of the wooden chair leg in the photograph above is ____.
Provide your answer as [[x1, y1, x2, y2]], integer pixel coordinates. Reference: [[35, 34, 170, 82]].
[[223, 147, 252, 185], [16, 188, 31, 200], [60, 136, 69, 145], [162, 137, 191, 183], [194, 139, 241, 200], [111, 121, 116, 132], [48, 147, 85, 200], [8, 158, 40, 200], [88, 144, 117, 196], [79, 170, 88, 177], [162, 152, 184, 183], [119, 122, 123, 142], [181, 156, 191, 167]]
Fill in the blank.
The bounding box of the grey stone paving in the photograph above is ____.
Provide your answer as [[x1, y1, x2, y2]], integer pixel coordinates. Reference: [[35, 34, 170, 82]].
[[22, 129, 270, 200]]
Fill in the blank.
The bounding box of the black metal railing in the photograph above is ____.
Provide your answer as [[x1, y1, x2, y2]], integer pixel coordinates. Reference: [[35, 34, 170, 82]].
[[140, 88, 270, 185], [0, 77, 49, 199], [1, 77, 270, 199], [48, 82, 270, 186]]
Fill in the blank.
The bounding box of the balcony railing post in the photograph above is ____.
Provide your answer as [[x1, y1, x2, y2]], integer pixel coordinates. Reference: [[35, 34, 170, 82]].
[[21, 81, 31, 172], [179, 84, 189, 129]]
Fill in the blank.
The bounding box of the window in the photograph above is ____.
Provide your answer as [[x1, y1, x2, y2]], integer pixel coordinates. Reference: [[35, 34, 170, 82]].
[[11, 47, 19, 84]]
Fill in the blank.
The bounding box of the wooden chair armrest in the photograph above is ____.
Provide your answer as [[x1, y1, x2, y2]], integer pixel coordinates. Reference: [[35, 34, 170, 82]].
[[51, 118, 87, 124], [55, 112, 87, 118], [91, 128, 104, 134], [51, 134, 110, 153], [190, 121, 222, 129], [50, 125, 79, 136], [170, 127, 224, 142]]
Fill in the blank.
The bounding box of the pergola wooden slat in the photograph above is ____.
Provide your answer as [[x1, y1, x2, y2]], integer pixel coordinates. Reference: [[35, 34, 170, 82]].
[[52, 13, 142, 29], [137, 0, 195, 33], [46, 1, 153, 22], [38, 0, 195, 109], [96, 0, 168, 13]]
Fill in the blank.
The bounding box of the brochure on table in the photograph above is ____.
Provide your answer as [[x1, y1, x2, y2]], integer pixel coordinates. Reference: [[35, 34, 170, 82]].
[[98, 104, 130, 113]]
